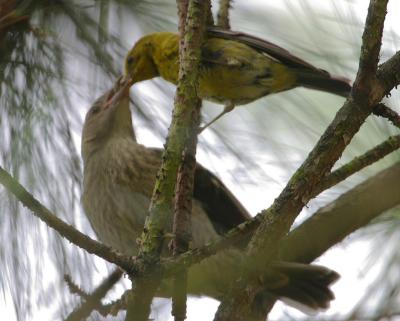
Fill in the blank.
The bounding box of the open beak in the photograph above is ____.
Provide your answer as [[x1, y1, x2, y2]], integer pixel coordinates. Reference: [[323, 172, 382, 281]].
[[105, 76, 133, 110]]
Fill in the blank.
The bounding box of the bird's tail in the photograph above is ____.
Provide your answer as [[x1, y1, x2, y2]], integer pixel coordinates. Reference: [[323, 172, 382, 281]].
[[262, 261, 340, 311], [185, 250, 339, 312], [296, 70, 352, 98]]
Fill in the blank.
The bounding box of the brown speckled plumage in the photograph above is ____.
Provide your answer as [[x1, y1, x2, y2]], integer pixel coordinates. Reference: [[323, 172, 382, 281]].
[[82, 135, 221, 256]]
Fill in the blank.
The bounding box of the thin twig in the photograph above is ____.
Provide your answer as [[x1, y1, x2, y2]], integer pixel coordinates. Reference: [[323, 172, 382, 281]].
[[376, 51, 400, 91], [373, 103, 400, 129], [316, 134, 400, 194], [100, 290, 131, 316], [65, 269, 123, 321], [64, 275, 89, 299]]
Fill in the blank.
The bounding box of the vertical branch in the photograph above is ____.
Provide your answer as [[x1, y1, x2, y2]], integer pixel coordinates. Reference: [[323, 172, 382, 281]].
[[217, 0, 231, 29], [353, 0, 388, 101], [171, 1, 208, 320], [176, 0, 188, 36], [172, 3, 191, 320], [171, 119, 200, 321], [138, 0, 207, 262], [125, 275, 160, 321], [126, 0, 208, 320]]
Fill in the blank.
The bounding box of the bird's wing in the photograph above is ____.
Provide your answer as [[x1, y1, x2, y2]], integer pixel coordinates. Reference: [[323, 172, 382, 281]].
[[207, 27, 352, 97], [193, 164, 250, 235], [201, 37, 261, 68], [147, 147, 251, 235], [207, 27, 325, 73]]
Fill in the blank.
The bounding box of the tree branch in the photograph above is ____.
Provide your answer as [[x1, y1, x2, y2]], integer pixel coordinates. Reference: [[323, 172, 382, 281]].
[[352, 0, 388, 100], [316, 134, 400, 194], [247, 0, 389, 258], [253, 162, 400, 320], [214, 1, 390, 319], [281, 162, 400, 263], [0, 166, 134, 271], [137, 0, 207, 264], [171, 1, 206, 320], [376, 51, 400, 93], [125, 0, 208, 319], [160, 134, 400, 278], [172, 2, 191, 319], [160, 59, 400, 280]]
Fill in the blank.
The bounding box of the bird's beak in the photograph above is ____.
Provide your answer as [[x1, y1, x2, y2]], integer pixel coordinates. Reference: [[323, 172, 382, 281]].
[[104, 76, 133, 110]]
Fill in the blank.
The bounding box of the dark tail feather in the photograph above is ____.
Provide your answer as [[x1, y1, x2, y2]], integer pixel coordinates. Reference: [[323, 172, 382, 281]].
[[297, 71, 352, 98], [265, 262, 340, 310]]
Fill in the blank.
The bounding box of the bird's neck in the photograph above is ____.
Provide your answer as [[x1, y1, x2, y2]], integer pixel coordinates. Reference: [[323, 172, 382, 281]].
[[82, 132, 136, 169], [149, 32, 180, 84], [82, 123, 136, 167]]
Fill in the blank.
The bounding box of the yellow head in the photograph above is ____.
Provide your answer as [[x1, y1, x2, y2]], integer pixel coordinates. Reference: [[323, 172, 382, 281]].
[[124, 35, 159, 83]]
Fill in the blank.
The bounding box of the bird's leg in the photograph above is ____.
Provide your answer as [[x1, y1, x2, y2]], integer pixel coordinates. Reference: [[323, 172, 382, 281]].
[[198, 103, 235, 133]]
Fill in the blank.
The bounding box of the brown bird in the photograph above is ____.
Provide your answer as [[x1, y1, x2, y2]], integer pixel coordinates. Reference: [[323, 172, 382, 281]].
[[81, 79, 339, 311]]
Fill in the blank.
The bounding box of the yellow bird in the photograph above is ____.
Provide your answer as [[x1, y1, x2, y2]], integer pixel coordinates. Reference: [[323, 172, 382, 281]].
[[125, 28, 351, 130]]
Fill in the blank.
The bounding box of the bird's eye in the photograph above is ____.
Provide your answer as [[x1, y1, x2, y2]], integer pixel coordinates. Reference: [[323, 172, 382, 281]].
[[90, 106, 101, 115], [127, 56, 134, 65]]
